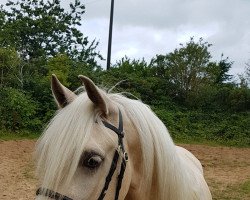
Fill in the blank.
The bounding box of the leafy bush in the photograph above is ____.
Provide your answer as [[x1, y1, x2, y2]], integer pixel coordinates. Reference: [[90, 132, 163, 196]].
[[0, 87, 41, 131], [153, 108, 250, 147]]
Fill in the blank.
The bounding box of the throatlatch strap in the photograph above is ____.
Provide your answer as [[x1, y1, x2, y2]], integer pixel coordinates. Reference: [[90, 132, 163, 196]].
[[36, 188, 73, 200]]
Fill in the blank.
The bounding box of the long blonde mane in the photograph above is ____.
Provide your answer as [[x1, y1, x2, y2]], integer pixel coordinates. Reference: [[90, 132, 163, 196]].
[[109, 94, 200, 199], [36, 91, 204, 199]]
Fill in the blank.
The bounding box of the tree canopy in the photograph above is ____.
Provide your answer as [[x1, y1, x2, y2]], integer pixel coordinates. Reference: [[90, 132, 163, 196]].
[[0, 0, 249, 146], [0, 0, 101, 65], [150, 38, 233, 102]]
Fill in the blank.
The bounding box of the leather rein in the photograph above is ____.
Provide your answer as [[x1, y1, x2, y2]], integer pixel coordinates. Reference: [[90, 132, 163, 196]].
[[36, 109, 128, 200]]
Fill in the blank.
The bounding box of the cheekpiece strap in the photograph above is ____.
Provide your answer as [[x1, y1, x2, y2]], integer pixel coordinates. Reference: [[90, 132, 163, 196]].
[[115, 156, 127, 200], [97, 149, 120, 200], [98, 109, 128, 200]]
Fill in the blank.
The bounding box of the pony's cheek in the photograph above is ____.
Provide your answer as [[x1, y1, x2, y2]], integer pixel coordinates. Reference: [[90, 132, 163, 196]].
[[64, 169, 98, 200]]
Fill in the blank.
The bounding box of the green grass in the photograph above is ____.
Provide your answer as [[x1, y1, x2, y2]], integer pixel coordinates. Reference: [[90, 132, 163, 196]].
[[207, 179, 250, 200], [174, 137, 227, 147], [174, 136, 250, 148], [240, 180, 250, 195], [0, 130, 40, 141], [1, 130, 248, 148]]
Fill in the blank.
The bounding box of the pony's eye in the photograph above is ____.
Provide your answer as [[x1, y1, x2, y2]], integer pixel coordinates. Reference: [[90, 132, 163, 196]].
[[86, 156, 102, 169], [81, 152, 103, 170]]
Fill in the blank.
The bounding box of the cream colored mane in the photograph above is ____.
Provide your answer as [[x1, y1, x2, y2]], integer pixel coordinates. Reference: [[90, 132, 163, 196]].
[[109, 94, 210, 199], [36, 78, 211, 200]]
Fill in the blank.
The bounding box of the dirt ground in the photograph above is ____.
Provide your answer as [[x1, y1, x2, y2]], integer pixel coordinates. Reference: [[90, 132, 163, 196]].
[[0, 140, 249, 200]]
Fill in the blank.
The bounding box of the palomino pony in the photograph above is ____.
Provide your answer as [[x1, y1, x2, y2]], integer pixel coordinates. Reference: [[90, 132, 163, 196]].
[[35, 75, 212, 200]]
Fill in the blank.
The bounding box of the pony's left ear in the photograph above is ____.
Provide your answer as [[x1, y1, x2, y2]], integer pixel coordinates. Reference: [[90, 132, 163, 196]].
[[78, 75, 108, 116]]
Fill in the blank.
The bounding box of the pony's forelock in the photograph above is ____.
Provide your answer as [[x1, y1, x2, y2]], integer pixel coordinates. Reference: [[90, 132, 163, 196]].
[[35, 93, 101, 192]]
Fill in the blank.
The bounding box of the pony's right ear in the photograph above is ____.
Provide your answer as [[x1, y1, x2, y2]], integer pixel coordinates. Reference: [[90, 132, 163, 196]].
[[78, 75, 109, 116], [51, 74, 76, 108]]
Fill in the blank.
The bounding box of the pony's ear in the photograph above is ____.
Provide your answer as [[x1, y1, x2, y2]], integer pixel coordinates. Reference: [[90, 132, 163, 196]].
[[51, 74, 76, 108], [78, 75, 108, 116]]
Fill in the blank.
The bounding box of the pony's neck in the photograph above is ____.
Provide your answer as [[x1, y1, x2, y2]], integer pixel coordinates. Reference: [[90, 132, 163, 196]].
[[135, 138, 202, 200], [153, 143, 208, 200]]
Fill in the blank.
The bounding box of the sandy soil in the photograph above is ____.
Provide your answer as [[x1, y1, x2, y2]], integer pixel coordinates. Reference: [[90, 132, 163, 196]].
[[182, 144, 250, 200], [0, 140, 249, 200], [0, 140, 36, 200]]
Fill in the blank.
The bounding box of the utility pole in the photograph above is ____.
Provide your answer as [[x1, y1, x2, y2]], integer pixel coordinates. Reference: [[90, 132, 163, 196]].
[[107, 0, 114, 70]]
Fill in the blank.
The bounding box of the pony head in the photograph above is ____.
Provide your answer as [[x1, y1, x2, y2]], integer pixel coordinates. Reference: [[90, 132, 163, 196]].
[[35, 75, 151, 200], [35, 75, 212, 200]]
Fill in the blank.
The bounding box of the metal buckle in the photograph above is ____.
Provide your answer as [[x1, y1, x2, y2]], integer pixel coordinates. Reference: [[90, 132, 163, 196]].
[[124, 152, 128, 162]]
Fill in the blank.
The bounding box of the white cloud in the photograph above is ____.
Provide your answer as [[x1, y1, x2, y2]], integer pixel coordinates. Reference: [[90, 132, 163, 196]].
[[1, 0, 250, 74], [82, 0, 250, 74]]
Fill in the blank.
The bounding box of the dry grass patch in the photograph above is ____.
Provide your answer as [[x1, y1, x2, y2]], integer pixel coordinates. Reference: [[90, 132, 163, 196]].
[[181, 144, 250, 200]]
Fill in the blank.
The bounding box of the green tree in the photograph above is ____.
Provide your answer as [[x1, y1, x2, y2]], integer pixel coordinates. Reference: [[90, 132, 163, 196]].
[[0, 47, 21, 88], [46, 54, 72, 86], [0, 87, 39, 130], [151, 38, 233, 105], [152, 38, 212, 100], [0, 0, 101, 65], [244, 60, 250, 87], [237, 60, 250, 88], [215, 57, 233, 83]]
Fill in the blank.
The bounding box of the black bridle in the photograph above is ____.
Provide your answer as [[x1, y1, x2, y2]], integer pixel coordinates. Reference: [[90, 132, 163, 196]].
[[36, 109, 128, 200]]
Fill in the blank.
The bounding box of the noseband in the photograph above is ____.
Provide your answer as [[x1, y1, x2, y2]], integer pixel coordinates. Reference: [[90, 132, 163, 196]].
[[36, 109, 128, 200]]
